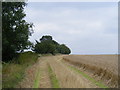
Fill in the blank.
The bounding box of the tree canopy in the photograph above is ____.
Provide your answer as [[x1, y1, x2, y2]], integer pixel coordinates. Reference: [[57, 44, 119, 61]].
[[34, 35, 71, 55], [2, 2, 33, 61]]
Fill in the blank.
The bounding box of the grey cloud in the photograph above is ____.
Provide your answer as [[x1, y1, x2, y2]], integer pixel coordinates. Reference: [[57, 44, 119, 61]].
[[25, 2, 118, 54]]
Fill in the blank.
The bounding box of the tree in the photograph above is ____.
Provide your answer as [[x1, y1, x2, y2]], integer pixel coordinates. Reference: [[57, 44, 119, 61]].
[[34, 35, 71, 55], [34, 41, 55, 54], [40, 35, 52, 42], [2, 2, 33, 61], [57, 44, 71, 54]]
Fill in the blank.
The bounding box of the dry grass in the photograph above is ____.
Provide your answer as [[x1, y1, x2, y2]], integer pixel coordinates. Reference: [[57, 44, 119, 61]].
[[17, 57, 52, 88], [63, 55, 119, 88], [38, 58, 51, 88], [17, 60, 40, 88], [47, 56, 97, 88], [2, 52, 38, 88]]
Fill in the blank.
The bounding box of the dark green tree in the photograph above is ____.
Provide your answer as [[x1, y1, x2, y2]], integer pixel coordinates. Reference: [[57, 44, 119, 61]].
[[40, 35, 52, 42], [57, 44, 71, 54], [2, 2, 33, 61], [34, 41, 55, 54], [34, 35, 71, 55]]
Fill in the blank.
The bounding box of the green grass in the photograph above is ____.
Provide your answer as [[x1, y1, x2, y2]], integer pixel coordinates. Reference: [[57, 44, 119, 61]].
[[67, 64, 108, 88], [2, 64, 24, 88], [2, 51, 38, 88], [17, 51, 38, 65], [48, 64, 60, 88], [33, 70, 41, 88]]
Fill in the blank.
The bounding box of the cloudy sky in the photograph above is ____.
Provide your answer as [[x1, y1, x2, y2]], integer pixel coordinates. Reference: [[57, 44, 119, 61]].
[[24, 2, 118, 54]]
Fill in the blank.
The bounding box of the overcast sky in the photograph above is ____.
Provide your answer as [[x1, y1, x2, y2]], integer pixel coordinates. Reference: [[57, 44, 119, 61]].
[[24, 2, 118, 54]]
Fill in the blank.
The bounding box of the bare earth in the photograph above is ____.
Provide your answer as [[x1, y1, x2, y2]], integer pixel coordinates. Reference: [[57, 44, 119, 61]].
[[17, 55, 118, 88]]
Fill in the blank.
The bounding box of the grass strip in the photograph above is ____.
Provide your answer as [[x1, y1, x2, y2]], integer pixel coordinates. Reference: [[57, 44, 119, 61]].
[[66, 64, 108, 88], [2, 52, 38, 88], [33, 70, 41, 88], [48, 64, 60, 88]]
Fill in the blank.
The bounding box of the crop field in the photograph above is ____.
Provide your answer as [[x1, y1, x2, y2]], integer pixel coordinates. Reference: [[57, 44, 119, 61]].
[[63, 55, 119, 88], [3, 54, 119, 88], [15, 54, 119, 88]]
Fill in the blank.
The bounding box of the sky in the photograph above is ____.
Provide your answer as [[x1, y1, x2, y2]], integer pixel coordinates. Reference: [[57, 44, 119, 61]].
[[24, 2, 118, 54]]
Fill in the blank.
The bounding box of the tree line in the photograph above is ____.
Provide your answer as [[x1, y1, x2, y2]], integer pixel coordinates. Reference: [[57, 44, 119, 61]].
[[33, 35, 71, 55], [2, 2, 71, 62]]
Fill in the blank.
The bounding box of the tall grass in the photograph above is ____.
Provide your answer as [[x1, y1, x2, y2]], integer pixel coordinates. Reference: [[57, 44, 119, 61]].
[[2, 51, 38, 88]]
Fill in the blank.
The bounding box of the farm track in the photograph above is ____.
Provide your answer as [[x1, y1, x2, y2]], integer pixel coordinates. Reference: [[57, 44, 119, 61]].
[[38, 59, 51, 88], [18, 55, 112, 88], [17, 57, 52, 88], [48, 56, 97, 88]]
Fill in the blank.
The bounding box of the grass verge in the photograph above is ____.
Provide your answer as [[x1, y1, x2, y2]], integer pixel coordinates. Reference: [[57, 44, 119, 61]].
[[2, 51, 38, 88], [66, 63, 108, 88], [33, 70, 41, 88], [48, 64, 60, 88]]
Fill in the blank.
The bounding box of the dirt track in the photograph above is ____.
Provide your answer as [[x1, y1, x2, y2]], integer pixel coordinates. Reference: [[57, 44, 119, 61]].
[[18, 55, 109, 88]]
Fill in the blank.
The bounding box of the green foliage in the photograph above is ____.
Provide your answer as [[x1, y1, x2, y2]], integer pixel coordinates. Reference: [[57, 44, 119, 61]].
[[34, 41, 56, 54], [34, 35, 71, 55], [2, 2, 33, 62], [2, 51, 38, 88], [40, 35, 53, 42], [17, 51, 38, 65], [57, 44, 71, 54]]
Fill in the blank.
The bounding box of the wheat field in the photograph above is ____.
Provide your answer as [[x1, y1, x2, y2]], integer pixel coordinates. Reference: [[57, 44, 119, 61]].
[[63, 55, 119, 88], [16, 55, 119, 88]]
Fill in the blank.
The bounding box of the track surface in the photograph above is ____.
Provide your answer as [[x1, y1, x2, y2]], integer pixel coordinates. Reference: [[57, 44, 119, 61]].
[[18, 55, 107, 88]]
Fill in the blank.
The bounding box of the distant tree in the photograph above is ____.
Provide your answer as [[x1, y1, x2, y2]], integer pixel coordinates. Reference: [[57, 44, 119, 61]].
[[40, 35, 52, 42], [57, 44, 71, 54], [34, 35, 71, 55], [2, 2, 33, 61], [34, 41, 55, 54]]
